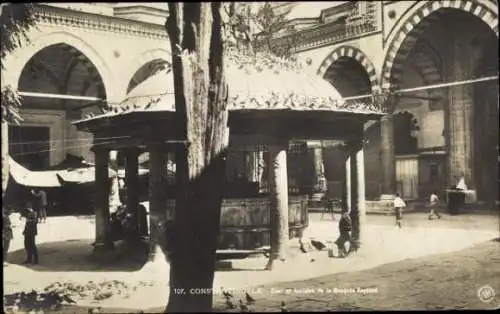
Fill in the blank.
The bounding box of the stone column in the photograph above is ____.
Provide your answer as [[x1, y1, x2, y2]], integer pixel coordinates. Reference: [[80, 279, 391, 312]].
[[313, 146, 326, 188], [125, 149, 141, 237], [266, 142, 289, 265], [306, 141, 326, 203], [93, 147, 113, 253], [108, 150, 120, 212], [148, 144, 167, 260], [341, 144, 349, 212], [447, 37, 474, 191], [380, 114, 396, 200], [345, 147, 352, 212], [346, 139, 366, 251]]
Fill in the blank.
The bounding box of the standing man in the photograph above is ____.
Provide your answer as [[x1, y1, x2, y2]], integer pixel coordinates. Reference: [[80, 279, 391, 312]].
[[393, 193, 406, 228], [23, 203, 39, 264], [428, 191, 442, 220], [3, 207, 13, 265], [32, 188, 48, 223]]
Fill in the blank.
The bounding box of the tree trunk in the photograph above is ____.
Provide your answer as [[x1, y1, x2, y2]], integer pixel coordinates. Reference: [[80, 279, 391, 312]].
[[165, 3, 229, 312], [1, 119, 9, 198]]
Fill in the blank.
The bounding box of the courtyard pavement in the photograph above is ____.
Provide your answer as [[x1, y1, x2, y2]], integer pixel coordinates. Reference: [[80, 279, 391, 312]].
[[3, 211, 499, 310]]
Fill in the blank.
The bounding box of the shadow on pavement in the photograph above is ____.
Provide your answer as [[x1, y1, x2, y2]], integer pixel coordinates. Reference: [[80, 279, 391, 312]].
[[6, 239, 148, 272]]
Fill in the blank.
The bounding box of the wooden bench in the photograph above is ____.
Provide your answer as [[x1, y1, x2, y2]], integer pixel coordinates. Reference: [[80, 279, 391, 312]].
[[216, 246, 270, 260]]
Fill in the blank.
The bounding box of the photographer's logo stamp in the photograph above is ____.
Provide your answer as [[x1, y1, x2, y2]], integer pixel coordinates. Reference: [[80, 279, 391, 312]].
[[477, 285, 495, 303]]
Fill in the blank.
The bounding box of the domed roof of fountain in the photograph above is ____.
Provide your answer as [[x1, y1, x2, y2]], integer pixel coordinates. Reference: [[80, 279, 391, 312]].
[[77, 51, 381, 123]]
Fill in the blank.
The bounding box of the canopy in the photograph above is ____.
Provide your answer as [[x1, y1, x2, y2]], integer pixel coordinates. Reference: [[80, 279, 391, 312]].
[[9, 156, 61, 187], [48, 153, 93, 170], [74, 52, 382, 125], [8, 156, 117, 188]]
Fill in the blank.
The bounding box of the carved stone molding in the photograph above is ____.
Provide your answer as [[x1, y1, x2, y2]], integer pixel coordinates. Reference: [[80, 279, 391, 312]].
[[33, 4, 168, 40], [264, 3, 379, 54], [266, 20, 378, 53]]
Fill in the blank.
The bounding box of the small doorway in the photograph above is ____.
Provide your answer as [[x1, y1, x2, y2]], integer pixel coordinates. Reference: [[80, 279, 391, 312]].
[[9, 125, 50, 170], [396, 156, 419, 200]]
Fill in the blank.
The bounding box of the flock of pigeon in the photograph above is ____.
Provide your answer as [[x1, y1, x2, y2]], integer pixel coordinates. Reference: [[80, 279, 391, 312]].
[[222, 289, 288, 312], [3, 289, 76, 313]]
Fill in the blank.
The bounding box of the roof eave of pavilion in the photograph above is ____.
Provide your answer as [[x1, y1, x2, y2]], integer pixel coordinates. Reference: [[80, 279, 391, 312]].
[[73, 107, 384, 133]]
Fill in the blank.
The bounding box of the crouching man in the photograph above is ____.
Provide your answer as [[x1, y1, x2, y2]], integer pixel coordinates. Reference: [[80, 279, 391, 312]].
[[335, 208, 352, 258]]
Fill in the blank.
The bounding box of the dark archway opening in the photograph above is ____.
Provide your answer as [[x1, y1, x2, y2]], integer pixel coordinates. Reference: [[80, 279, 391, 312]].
[[8, 43, 107, 216], [323, 56, 376, 199], [388, 8, 498, 201], [324, 56, 372, 97], [393, 111, 419, 155], [14, 43, 107, 169]]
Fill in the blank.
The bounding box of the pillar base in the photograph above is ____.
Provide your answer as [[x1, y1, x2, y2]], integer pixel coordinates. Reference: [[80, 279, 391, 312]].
[[139, 235, 151, 256]]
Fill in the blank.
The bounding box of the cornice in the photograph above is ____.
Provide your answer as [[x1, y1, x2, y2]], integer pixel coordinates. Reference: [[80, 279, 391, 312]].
[[33, 4, 168, 40], [265, 20, 378, 54], [262, 2, 379, 54]]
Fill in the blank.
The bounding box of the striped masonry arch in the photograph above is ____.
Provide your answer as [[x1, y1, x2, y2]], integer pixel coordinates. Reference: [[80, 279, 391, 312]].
[[317, 45, 380, 92], [382, 0, 498, 90]]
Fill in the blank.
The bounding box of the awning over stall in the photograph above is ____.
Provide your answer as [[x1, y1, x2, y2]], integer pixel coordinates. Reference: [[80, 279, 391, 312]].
[[8, 156, 117, 187], [9, 156, 61, 187], [56, 167, 116, 185]]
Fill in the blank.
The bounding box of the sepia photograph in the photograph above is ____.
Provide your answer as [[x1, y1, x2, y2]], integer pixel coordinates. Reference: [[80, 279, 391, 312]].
[[1, 1, 499, 312]]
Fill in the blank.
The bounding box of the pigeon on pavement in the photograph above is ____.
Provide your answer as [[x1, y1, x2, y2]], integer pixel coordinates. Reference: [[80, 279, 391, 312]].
[[245, 292, 255, 305], [311, 239, 326, 251]]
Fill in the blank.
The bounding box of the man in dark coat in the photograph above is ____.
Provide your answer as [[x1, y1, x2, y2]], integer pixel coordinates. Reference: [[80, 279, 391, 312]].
[[23, 203, 39, 264]]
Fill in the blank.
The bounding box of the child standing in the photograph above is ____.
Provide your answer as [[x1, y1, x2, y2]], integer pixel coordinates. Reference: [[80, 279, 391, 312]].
[[428, 191, 442, 220], [393, 194, 406, 228], [334, 208, 352, 257]]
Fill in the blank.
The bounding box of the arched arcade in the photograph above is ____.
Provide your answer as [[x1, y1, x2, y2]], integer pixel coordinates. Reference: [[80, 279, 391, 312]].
[[379, 2, 498, 203]]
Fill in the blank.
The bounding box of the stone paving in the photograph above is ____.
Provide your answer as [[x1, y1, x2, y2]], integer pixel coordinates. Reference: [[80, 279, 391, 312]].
[[3, 212, 499, 310]]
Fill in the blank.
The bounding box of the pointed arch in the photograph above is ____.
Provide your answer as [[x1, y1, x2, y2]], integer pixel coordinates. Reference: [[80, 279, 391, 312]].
[[3, 31, 114, 99], [381, 0, 498, 89], [317, 45, 380, 92], [125, 48, 171, 94]]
